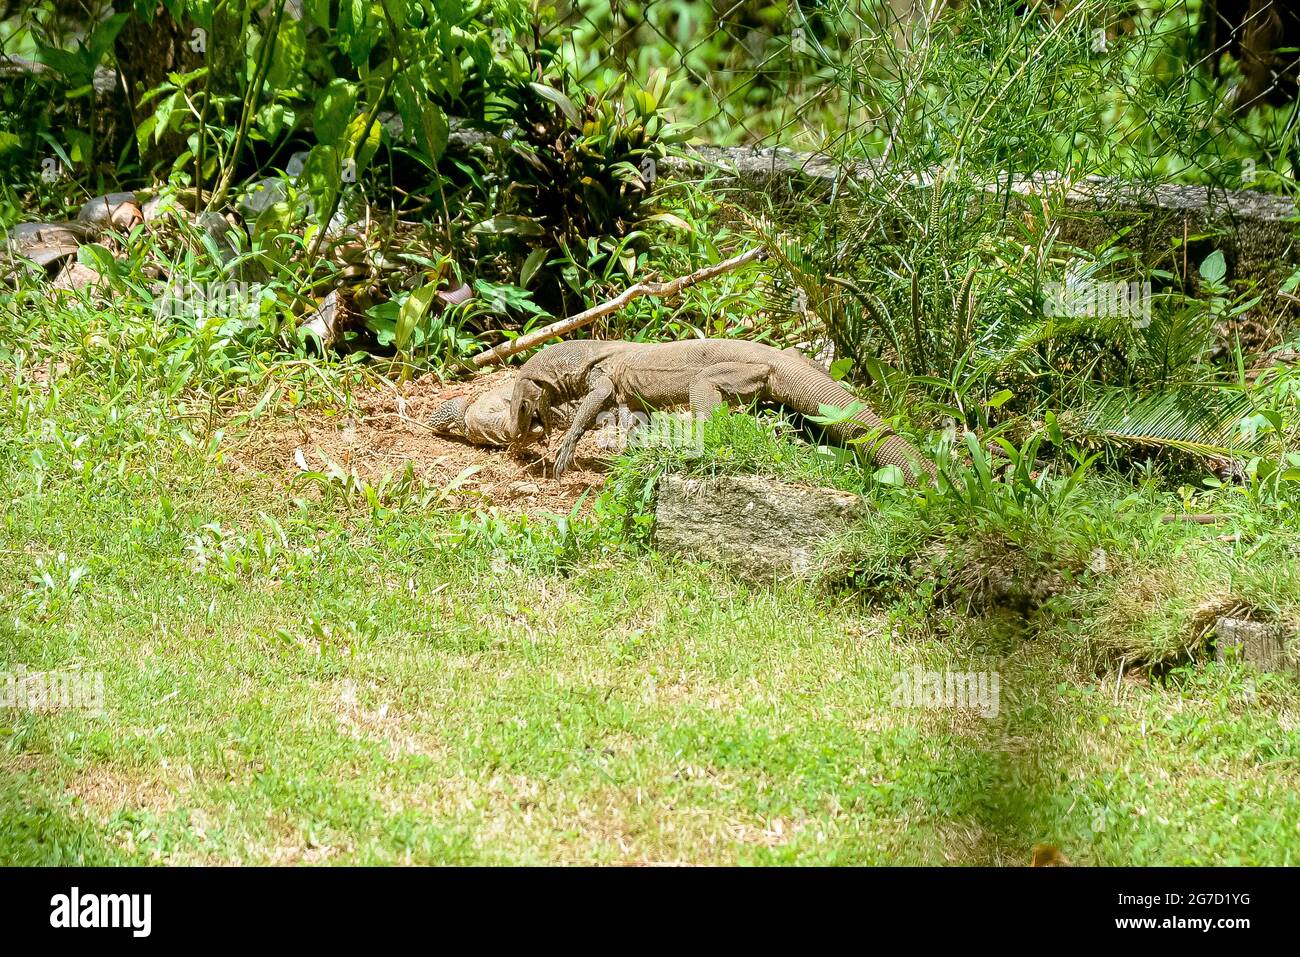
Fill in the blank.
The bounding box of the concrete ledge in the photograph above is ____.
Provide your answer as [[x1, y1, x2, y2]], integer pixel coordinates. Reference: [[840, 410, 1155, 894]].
[[663, 144, 1299, 321], [664, 144, 1297, 223]]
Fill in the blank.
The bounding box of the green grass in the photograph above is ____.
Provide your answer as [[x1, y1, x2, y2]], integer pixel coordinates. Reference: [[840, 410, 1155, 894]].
[[3, 292, 1300, 865], [1, 392, 1298, 864], [4, 462, 1299, 865]]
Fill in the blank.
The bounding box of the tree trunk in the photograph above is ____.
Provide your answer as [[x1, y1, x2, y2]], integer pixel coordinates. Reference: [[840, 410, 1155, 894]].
[[113, 2, 205, 174]]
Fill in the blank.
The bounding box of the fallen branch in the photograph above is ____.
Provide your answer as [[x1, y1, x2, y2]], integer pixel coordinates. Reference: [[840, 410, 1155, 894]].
[[469, 246, 767, 368]]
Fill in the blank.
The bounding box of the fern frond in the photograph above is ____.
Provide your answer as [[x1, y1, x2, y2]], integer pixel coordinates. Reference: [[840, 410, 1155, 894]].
[[1073, 385, 1255, 457]]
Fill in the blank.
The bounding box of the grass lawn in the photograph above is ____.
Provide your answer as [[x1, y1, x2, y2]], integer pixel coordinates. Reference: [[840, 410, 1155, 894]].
[[7, 0, 1300, 869], [2, 299, 1299, 866], [3, 426, 1299, 864]]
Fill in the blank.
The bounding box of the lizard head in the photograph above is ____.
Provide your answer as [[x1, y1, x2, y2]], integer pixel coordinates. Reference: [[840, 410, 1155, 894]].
[[508, 375, 550, 446], [429, 395, 471, 437]]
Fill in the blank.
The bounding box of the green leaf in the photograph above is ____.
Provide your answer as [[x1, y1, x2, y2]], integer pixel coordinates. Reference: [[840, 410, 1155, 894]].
[[809, 401, 869, 427], [309, 0, 332, 30], [472, 215, 546, 237], [135, 114, 159, 156], [154, 92, 181, 145], [298, 145, 340, 217], [397, 284, 438, 352], [89, 13, 129, 62], [529, 82, 580, 126], [67, 129, 91, 164], [1045, 410, 1063, 445], [829, 358, 854, 382], [1199, 249, 1227, 284], [386, 0, 409, 29], [370, 317, 397, 346], [1079, 385, 1254, 457], [315, 79, 358, 147], [33, 44, 88, 83], [339, 0, 374, 65], [344, 114, 382, 172], [364, 300, 399, 345], [873, 465, 906, 487], [644, 212, 692, 232], [265, 18, 306, 90], [77, 243, 115, 274], [256, 103, 290, 138], [986, 389, 1014, 409], [520, 247, 549, 288], [396, 79, 449, 163], [253, 199, 295, 240], [423, 102, 449, 161], [472, 280, 548, 317]]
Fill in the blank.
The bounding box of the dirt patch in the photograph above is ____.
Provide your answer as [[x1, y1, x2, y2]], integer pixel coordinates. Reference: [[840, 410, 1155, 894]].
[[226, 368, 608, 514], [328, 677, 446, 761], [64, 763, 184, 818]]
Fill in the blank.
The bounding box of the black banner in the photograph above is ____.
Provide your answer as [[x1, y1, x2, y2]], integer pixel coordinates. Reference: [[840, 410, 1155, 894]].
[[0, 866, 1277, 943]]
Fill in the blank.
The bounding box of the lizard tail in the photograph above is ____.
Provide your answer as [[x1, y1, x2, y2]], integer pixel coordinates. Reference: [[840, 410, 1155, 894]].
[[767, 358, 936, 486]]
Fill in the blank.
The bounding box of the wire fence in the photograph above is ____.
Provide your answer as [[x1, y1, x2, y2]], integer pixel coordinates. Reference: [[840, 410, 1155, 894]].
[[544, 1, 858, 150]]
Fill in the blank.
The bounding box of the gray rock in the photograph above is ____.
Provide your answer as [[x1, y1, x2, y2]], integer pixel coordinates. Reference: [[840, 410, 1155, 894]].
[[76, 193, 138, 230], [1215, 616, 1297, 673], [654, 473, 864, 581], [284, 151, 311, 179]]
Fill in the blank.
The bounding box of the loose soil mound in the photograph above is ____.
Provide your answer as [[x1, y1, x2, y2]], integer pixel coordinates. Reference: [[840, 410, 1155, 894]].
[[226, 369, 607, 514]]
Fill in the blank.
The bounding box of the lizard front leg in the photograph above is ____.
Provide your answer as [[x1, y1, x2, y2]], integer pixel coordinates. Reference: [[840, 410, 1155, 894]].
[[553, 376, 615, 477]]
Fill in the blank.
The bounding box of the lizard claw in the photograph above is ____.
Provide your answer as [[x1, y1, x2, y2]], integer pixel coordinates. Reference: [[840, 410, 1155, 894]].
[[553, 445, 575, 478], [554, 431, 586, 476]]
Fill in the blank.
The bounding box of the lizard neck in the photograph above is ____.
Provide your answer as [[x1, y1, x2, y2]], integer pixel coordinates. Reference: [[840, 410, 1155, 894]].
[[528, 341, 625, 397]]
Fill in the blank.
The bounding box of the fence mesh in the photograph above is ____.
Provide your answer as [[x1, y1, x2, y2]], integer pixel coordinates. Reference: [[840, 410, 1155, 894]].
[[543, 1, 863, 151]]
